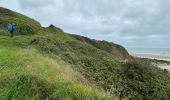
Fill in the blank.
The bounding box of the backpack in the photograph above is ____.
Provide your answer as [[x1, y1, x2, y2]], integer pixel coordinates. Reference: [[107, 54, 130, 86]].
[[7, 24, 14, 32]]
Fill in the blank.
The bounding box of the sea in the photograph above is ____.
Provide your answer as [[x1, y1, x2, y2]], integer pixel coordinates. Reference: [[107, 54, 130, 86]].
[[127, 47, 170, 56]]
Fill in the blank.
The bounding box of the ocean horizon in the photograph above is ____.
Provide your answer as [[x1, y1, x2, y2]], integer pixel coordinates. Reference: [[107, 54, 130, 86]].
[[127, 47, 170, 56]]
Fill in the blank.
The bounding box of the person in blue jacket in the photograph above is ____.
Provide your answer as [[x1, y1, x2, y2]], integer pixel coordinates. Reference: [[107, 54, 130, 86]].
[[7, 23, 15, 37]]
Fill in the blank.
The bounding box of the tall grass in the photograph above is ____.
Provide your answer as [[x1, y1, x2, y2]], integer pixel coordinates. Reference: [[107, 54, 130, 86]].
[[0, 35, 113, 100]]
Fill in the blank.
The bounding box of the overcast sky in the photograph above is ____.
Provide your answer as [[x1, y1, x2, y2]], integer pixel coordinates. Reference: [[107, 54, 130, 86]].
[[0, 0, 170, 48]]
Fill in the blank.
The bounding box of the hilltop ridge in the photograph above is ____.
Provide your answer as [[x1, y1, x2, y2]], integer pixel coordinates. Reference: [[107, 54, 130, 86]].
[[0, 7, 42, 35]]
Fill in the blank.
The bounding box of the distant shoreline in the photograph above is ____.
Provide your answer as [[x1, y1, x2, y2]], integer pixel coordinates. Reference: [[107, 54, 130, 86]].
[[131, 53, 170, 62], [132, 53, 170, 71]]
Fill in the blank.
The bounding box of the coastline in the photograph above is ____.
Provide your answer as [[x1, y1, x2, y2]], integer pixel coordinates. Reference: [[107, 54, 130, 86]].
[[131, 53, 170, 61], [132, 53, 170, 71]]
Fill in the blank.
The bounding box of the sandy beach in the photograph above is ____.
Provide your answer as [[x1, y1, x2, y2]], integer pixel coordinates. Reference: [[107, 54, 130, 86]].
[[132, 53, 170, 71], [157, 64, 170, 71], [132, 53, 170, 61]]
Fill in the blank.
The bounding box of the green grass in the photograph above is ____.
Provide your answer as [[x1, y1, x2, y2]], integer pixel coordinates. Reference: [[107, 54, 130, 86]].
[[31, 33, 170, 100], [0, 7, 42, 35], [71, 34, 131, 60], [1, 26, 170, 100], [1, 7, 170, 100], [0, 35, 113, 100]]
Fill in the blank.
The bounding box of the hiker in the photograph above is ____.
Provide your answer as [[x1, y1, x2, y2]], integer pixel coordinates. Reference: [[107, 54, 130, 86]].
[[7, 23, 15, 37]]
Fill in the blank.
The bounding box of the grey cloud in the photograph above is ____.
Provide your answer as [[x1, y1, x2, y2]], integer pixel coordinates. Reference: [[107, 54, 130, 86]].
[[1, 0, 170, 47], [62, 0, 125, 17], [17, 0, 55, 9]]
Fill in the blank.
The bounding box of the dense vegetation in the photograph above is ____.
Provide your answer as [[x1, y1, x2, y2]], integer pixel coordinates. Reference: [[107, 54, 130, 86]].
[[0, 35, 113, 100], [30, 30, 170, 100], [1, 7, 170, 100]]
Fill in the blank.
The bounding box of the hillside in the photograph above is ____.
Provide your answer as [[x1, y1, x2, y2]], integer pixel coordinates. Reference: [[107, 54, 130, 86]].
[[0, 7, 42, 35], [1, 7, 170, 100]]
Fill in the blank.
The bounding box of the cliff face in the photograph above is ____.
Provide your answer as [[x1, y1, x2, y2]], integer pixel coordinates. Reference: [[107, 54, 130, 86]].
[[71, 34, 131, 60]]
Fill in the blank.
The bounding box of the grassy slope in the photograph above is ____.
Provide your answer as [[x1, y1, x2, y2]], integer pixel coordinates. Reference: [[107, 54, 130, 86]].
[[1, 7, 170, 100], [0, 35, 113, 100], [0, 7, 42, 35], [31, 27, 170, 100], [71, 34, 131, 60]]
